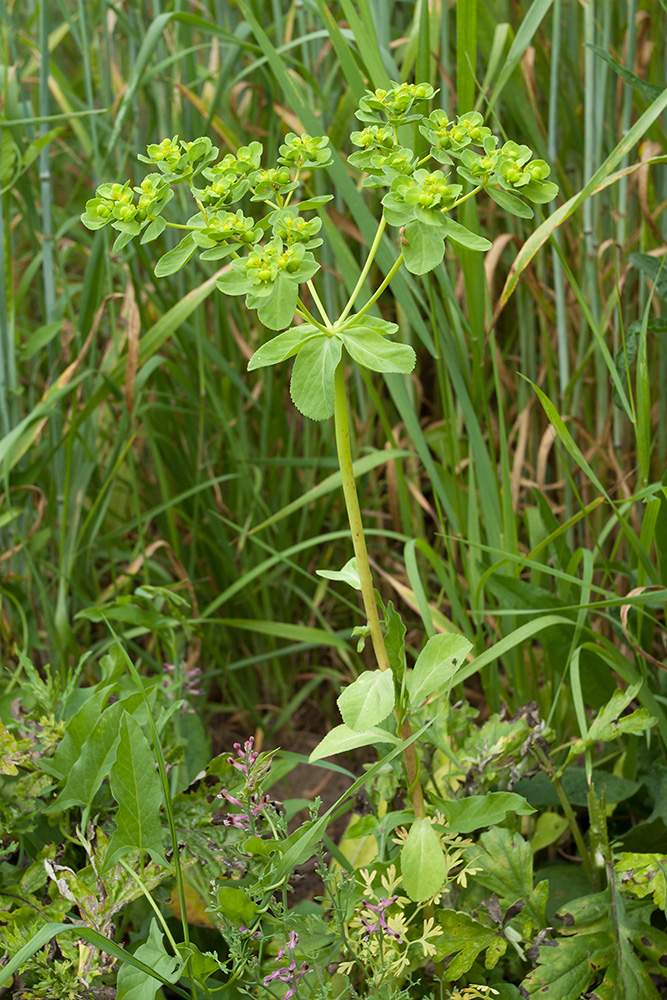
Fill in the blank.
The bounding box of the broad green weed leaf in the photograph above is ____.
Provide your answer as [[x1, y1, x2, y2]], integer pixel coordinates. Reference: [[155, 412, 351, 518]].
[[154, 233, 197, 277], [42, 685, 111, 779], [290, 335, 342, 420], [339, 326, 416, 373], [248, 324, 320, 370], [440, 792, 535, 833], [615, 853, 667, 909], [467, 827, 547, 929], [316, 556, 361, 590], [408, 633, 472, 708], [520, 934, 614, 999], [217, 885, 258, 925], [45, 695, 146, 811], [309, 723, 399, 762], [216, 267, 250, 296], [337, 668, 395, 731], [116, 918, 181, 1000], [433, 910, 500, 978], [442, 217, 492, 251], [104, 712, 168, 870], [400, 817, 446, 901], [402, 219, 445, 275], [256, 272, 299, 330]]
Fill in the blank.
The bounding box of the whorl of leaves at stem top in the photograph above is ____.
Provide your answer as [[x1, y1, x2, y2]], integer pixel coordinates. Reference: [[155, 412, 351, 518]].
[[81, 83, 558, 419]]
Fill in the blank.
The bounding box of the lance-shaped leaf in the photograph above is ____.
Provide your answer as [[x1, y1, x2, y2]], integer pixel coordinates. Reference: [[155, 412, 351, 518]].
[[290, 335, 342, 420], [408, 633, 472, 709], [339, 326, 416, 373], [104, 711, 168, 871], [316, 556, 362, 590], [309, 723, 400, 762], [400, 818, 446, 901], [337, 668, 396, 731], [248, 324, 320, 371]]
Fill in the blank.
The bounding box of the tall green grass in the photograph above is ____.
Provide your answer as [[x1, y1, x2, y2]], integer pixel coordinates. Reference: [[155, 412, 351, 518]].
[[0, 0, 665, 744]]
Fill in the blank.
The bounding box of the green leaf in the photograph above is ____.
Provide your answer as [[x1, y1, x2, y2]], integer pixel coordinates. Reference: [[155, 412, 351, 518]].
[[154, 233, 197, 277], [588, 43, 663, 102], [140, 216, 167, 244], [116, 918, 181, 1000], [515, 768, 640, 808], [316, 556, 361, 590], [629, 252, 667, 301], [255, 272, 299, 330], [433, 909, 500, 979], [400, 817, 446, 901], [402, 219, 445, 275], [488, 185, 534, 219], [248, 324, 320, 370], [45, 696, 145, 810], [216, 885, 258, 925], [309, 723, 399, 762], [289, 335, 342, 420], [104, 712, 168, 870], [443, 216, 493, 251], [337, 669, 396, 731], [408, 633, 472, 709], [42, 686, 111, 779], [520, 934, 614, 999], [339, 326, 416, 373], [216, 267, 251, 296], [440, 792, 535, 833], [615, 853, 667, 909], [344, 314, 399, 337], [384, 600, 407, 683]]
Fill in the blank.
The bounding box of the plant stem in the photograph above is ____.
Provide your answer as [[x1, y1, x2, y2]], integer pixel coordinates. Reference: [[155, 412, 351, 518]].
[[338, 215, 387, 323], [306, 279, 332, 327], [350, 254, 404, 324], [532, 744, 595, 886], [333, 361, 425, 819]]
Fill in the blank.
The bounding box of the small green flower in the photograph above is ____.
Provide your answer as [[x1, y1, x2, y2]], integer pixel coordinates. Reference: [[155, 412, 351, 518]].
[[278, 132, 332, 170]]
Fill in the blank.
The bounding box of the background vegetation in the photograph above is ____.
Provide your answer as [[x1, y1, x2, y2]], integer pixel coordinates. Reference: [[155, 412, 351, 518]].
[[1, 0, 665, 755]]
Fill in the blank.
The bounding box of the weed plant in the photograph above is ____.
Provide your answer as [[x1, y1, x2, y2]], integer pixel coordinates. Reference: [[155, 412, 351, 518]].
[[0, 1, 667, 998]]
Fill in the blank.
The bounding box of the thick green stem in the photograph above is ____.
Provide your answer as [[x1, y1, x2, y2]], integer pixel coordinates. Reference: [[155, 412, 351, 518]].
[[333, 361, 425, 819]]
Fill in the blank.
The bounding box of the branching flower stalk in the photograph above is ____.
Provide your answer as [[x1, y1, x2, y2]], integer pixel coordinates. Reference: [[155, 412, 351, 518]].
[[82, 80, 558, 906]]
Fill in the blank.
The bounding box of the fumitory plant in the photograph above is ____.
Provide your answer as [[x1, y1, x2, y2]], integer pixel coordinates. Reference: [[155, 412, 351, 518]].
[[79, 80, 561, 899]]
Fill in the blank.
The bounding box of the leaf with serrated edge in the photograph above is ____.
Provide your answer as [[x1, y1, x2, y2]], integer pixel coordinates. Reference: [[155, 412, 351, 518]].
[[248, 325, 319, 370], [337, 669, 396, 731], [290, 335, 341, 420], [400, 818, 446, 901], [408, 633, 472, 709], [309, 723, 399, 762]]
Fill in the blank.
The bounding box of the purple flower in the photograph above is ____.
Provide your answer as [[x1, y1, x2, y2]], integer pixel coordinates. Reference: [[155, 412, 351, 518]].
[[360, 895, 402, 941], [264, 933, 309, 1000], [217, 788, 271, 829], [229, 737, 260, 776]]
